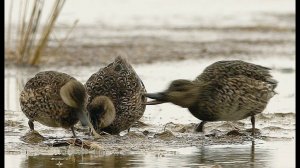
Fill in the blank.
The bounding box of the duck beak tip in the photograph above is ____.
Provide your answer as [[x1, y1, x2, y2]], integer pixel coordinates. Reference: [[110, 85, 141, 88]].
[[143, 92, 166, 105]]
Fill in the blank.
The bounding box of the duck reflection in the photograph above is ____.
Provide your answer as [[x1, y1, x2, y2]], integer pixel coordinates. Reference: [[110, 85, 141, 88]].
[[20, 154, 143, 168], [181, 141, 267, 168], [18, 141, 273, 168]]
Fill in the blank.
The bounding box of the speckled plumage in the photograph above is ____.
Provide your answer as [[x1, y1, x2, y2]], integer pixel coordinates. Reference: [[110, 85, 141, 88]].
[[145, 60, 277, 135], [194, 60, 277, 86], [85, 56, 147, 134], [19, 71, 100, 137]]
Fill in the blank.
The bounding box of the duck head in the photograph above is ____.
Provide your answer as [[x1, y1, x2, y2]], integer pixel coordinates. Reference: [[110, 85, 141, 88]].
[[60, 79, 101, 137], [88, 96, 116, 130], [145, 79, 199, 108]]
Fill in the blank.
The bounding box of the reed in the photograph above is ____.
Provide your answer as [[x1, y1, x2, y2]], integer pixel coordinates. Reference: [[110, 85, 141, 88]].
[[6, 0, 67, 66], [29, 0, 66, 65]]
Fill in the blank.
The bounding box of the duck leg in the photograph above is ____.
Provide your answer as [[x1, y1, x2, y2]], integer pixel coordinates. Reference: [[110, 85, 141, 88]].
[[71, 126, 77, 138], [28, 120, 34, 130], [195, 121, 207, 132], [100, 131, 111, 135], [251, 115, 255, 136]]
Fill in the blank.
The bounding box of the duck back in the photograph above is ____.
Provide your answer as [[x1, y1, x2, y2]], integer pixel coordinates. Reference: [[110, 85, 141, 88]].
[[19, 71, 81, 128], [189, 74, 276, 121], [195, 60, 278, 89], [85, 56, 147, 134]]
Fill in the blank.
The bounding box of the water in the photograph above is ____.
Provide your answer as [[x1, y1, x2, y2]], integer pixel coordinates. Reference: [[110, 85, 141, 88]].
[[5, 141, 295, 168], [5, 0, 295, 167], [4, 57, 295, 168], [5, 0, 295, 27]]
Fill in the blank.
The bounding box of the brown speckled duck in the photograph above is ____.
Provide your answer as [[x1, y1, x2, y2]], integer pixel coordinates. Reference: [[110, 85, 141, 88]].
[[145, 60, 278, 136], [19, 71, 100, 138], [85, 56, 147, 135]]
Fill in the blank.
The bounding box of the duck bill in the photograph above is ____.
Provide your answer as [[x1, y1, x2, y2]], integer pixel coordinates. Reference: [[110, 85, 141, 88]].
[[76, 109, 91, 127], [144, 92, 167, 105], [77, 108, 101, 137]]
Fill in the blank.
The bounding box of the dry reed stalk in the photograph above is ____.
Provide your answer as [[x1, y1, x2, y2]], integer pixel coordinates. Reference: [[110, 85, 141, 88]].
[[19, 0, 29, 49], [8, 0, 66, 65], [19, 0, 44, 63], [25, 0, 44, 62], [29, 0, 66, 65], [17, 0, 42, 63]]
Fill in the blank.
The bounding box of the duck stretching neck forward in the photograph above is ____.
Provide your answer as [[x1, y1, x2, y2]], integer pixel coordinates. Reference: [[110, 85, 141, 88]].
[[145, 80, 199, 108], [145, 60, 278, 136]]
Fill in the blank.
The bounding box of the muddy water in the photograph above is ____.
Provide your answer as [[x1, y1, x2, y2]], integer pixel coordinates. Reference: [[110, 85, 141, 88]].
[[5, 57, 295, 168], [5, 0, 295, 66], [5, 0, 295, 167], [4, 141, 296, 168]]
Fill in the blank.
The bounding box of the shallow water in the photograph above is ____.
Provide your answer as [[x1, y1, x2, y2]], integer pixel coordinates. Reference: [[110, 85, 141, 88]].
[[5, 0, 295, 27], [5, 57, 295, 168], [5, 0, 295, 167], [5, 141, 295, 168]]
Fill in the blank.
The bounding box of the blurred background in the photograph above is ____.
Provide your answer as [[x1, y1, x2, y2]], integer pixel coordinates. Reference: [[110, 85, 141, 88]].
[[4, 0, 295, 66], [4, 0, 295, 110]]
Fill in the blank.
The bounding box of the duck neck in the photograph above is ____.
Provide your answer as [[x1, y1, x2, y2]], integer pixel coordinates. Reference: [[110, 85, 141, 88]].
[[174, 87, 199, 108], [76, 106, 91, 127]]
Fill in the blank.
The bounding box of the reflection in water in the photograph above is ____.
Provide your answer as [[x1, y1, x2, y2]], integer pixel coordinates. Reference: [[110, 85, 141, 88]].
[[5, 141, 292, 168], [251, 140, 255, 167], [163, 141, 268, 168], [194, 141, 266, 168], [19, 154, 142, 167]]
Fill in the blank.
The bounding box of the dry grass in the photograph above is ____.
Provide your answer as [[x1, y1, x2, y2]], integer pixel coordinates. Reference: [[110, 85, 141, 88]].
[[5, 0, 68, 66]]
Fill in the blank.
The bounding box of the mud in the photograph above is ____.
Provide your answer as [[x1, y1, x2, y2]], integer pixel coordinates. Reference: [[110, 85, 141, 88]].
[[5, 13, 295, 67], [5, 109, 295, 157], [4, 55, 295, 167], [5, 0, 295, 167]]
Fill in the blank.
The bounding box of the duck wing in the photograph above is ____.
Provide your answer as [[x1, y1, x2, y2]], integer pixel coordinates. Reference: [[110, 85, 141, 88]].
[[194, 60, 277, 89], [24, 71, 75, 90], [194, 75, 277, 121], [20, 71, 77, 125]]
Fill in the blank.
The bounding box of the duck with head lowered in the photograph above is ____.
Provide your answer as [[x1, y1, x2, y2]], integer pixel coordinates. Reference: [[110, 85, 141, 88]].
[[145, 60, 277, 136], [19, 71, 100, 138], [85, 56, 147, 135]]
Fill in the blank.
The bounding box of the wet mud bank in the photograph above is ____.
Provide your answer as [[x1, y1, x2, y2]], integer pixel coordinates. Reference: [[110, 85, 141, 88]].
[[5, 110, 295, 156]]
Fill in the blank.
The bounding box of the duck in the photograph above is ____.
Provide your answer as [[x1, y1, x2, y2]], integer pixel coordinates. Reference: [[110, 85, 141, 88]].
[[85, 56, 147, 135], [145, 60, 277, 136], [19, 71, 100, 138]]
